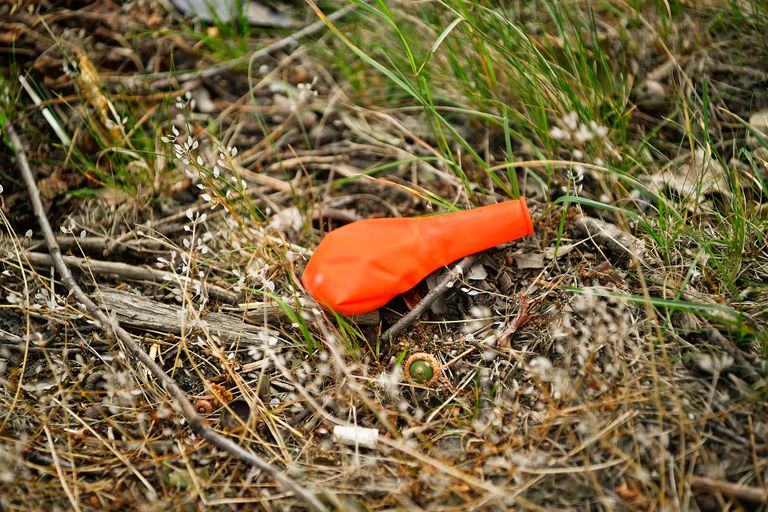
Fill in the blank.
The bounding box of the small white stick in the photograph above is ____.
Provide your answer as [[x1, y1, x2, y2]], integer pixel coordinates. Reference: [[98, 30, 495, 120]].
[[333, 425, 379, 449]]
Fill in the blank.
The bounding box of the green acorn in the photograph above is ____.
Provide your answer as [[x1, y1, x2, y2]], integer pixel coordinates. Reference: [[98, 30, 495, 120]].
[[404, 353, 441, 386]]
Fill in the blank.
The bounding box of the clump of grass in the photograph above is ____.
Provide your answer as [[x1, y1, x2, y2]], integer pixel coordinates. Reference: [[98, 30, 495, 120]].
[[316, 0, 768, 348], [313, 1, 638, 199]]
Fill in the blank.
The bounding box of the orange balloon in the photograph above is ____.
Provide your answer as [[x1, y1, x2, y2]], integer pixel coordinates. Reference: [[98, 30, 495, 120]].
[[302, 197, 534, 315]]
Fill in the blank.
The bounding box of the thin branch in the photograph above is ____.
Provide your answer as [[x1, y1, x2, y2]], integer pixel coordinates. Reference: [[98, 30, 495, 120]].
[[97, 287, 278, 343], [6, 121, 327, 512], [23, 251, 240, 304], [689, 475, 768, 504], [25, 235, 165, 256], [381, 254, 479, 342], [103, 200, 216, 255]]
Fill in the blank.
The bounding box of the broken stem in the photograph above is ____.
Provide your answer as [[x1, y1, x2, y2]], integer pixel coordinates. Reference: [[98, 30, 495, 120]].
[[381, 254, 479, 342]]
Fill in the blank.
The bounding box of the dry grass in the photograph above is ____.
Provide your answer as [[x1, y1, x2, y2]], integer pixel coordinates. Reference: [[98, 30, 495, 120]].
[[1, 1, 767, 510]]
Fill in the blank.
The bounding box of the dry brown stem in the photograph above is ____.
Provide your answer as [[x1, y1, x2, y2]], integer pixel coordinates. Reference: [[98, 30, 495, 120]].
[[689, 475, 768, 504], [97, 287, 275, 342], [23, 251, 240, 304], [381, 254, 479, 342]]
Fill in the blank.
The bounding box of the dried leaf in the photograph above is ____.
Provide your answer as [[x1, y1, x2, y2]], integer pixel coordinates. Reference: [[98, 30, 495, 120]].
[[645, 149, 730, 202], [402, 288, 423, 310], [616, 481, 642, 501], [748, 109, 768, 148], [574, 216, 645, 261], [426, 272, 447, 314], [499, 271, 514, 294], [339, 111, 401, 146], [219, 400, 254, 432], [75, 51, 121, 142], [513, 252, 545, 269], [467, 263, 488, 281]]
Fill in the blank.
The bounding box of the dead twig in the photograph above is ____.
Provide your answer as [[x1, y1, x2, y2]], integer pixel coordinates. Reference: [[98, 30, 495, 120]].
[[6, 121, 327, 512], [689, 475, 768, 504], [264, 154, 347, 174], [43, 425, 81, 512], [574, 215, 645, 262], [381, 254, 479, 342], [25, 235, 164, 256], [98, 287, 277, 343], [0, 329, 72, 352], [22, 251, 240, 304]]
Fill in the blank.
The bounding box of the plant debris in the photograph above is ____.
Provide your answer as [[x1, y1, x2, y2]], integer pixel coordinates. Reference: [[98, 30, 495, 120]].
[[1, 1, 767, 510]]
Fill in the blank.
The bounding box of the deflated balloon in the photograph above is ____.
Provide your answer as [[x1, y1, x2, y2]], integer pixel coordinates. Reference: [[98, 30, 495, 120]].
[[302, 197, 534, 315]]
